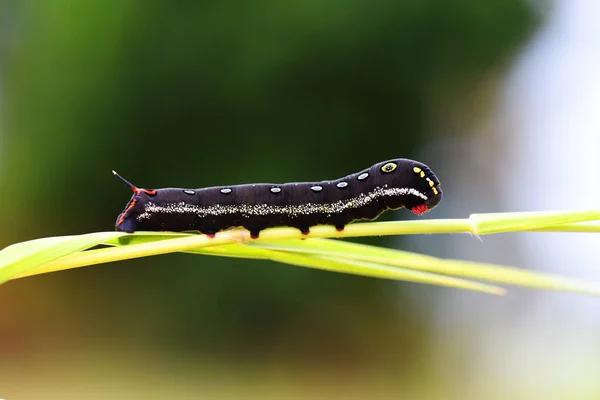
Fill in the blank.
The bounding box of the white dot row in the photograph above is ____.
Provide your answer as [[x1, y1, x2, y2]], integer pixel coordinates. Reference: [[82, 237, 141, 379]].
[[181, 172, 372, 196]]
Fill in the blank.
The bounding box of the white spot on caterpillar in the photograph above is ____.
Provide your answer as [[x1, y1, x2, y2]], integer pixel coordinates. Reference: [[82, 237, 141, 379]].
[[220, 188, 232, 194], [270, 187, 282, 193], [183, 190, 196, 195], [138, 186, 428, 220], [357, 172, 369, 181], [310, 185, 323, 192], [336, 181, 348, 188]]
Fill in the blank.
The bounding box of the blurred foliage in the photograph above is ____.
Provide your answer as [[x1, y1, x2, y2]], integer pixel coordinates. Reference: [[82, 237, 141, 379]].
[[0, 0, 534, 368]]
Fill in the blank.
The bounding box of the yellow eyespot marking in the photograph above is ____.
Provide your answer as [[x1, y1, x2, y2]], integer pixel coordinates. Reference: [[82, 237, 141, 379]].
[[414, 164, 440, 196], [381, 162, 397, 173], [414, 166, 426, 178]]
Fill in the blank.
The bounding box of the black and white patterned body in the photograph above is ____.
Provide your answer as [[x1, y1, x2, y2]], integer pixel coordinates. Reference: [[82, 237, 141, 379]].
[[114, 158, 442, 238]]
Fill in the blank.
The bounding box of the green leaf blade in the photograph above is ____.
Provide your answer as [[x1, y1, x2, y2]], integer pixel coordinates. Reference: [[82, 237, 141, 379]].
[[5, 208, 600, 296], [0, 232, 126, 284]]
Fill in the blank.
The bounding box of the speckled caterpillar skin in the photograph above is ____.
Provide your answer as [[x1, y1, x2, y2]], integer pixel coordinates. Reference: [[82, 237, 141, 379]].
[[115, 158, 442, 238]]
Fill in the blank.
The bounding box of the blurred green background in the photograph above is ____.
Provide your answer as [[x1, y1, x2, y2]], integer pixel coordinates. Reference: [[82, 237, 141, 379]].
[[0, 1, 537, 398]]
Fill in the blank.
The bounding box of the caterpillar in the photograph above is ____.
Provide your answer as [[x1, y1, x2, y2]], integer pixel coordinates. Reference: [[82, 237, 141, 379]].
[[114, 158, 442, 238]]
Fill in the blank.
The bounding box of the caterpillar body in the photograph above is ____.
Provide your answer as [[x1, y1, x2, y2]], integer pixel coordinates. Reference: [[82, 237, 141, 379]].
[[114, 158, 442, 238]]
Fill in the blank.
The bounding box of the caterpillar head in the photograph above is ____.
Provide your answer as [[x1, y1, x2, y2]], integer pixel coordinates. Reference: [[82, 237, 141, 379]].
[[373, 159, 442, 215]]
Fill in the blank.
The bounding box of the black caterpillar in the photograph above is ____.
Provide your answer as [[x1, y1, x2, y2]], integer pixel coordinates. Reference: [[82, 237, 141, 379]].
[[114, 158, 442, 238]]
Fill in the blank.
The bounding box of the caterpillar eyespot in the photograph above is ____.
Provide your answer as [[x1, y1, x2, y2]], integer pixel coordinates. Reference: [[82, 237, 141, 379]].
[[113, 158, 443, 238], [381, 162, 397, 173]]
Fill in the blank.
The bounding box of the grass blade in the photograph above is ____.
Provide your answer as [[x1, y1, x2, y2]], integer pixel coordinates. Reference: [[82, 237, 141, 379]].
[[18, 236, 504, 294], [471, 210, 600, 234], [6, 209, 600, 296], [248, 239, 600, 296], [0, 232, 125, 284]]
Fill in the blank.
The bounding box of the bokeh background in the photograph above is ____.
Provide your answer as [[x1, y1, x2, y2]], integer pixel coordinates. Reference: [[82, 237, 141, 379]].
[[2, 1, 600, 398]]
